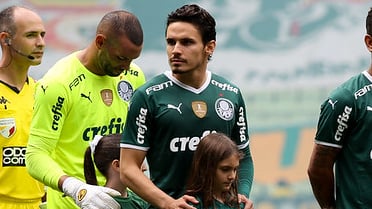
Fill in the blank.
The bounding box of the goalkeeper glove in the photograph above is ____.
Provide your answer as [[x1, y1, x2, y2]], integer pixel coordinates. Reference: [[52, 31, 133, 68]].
[[62, 177, 121, 209]]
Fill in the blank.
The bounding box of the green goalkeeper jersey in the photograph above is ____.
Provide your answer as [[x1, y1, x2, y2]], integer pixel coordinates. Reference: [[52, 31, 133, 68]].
[[121, 71, 253, 203], [26, 51, 145, 209], [315, 71, 372, 208]]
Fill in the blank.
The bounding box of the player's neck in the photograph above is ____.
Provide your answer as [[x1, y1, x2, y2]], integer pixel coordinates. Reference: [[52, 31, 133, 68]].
[[367, 65, 372, 76], [0, 64, 28, 91]]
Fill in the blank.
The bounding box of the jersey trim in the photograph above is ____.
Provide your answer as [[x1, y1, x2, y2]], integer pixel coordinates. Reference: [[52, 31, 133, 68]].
[[315, 140, 342, 148], [164, 71, 212, 94], [120, 143, 149, 151], [237, 140, 250, 150]]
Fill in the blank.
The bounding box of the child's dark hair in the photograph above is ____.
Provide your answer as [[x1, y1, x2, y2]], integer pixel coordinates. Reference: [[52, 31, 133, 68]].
[[185, 132, 243, 209], [84, 134, 121, 185]]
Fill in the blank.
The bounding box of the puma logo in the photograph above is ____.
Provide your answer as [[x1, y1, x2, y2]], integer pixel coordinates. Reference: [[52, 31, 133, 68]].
[[41, 85, 48, 94], [328, 99, 338, 110], [81, 92, 92, 103], [167, 103, 182, 114]]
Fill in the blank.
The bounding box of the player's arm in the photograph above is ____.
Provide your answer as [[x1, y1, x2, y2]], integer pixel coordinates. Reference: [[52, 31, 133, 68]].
[[120, 148, 197, 209], [307, 143, 340, 209], [237, 144, 254, 198], [26, 134, 66, 190], [234, 91, 254, 198]]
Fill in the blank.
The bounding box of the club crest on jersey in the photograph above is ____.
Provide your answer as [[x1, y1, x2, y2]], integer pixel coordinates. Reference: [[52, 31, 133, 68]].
[[0, 118, 16, 138], [101, 89, 113, 106], [117, 80, 134, 102], [215, 98, 234, 121], [192, 101, 207, 118]]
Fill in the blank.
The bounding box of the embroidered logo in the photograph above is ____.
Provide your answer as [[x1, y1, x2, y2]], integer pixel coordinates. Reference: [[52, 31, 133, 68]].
[[101, 89, 113, 106], [215, 98, 234, 121], [0, 96, 10, 109], [192, 101, 207, 118], [167, 103, 182, 114], [0, 118, 16, 138], [117, 80, 134, 102], [81, 92, 92, 103], [77, 189, 87, 201]]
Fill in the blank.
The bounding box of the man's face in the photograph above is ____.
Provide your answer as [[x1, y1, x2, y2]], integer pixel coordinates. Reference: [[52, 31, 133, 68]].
[[99, 35, 142, 77], [166, 22, 209, 75], [11, 8, 46, 64]]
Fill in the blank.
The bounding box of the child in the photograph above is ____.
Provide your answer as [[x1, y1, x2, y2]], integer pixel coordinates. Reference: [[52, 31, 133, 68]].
[[185, 133, 244, 209], [84, 134, 147, 209]]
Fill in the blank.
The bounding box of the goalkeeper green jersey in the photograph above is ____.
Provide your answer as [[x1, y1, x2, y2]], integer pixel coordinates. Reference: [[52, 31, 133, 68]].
[[0, 78, 44, 203], [315, 70, 372, 208], [121, 71, 253, 202], [26, 52, 145, 209]]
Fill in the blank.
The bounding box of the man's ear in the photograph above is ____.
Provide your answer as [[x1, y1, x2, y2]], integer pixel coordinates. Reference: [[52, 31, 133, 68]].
[[112, 159, 120, 172], [95, 34, 106, 49], [205, 40, 216, 58], [364, 34, 372, 52], [0, 32, 11, 46]]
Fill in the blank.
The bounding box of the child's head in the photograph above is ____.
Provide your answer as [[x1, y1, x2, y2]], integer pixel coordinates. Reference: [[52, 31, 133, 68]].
[[84, 134, 121, 185], [186, 132, 243, 208]]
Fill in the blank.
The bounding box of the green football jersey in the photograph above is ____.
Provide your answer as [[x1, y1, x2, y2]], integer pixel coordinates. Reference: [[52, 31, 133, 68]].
[[121, 71, 252, 200], [113, 190, 147, 209], [190, 195, 243, 209], [28, 51, 146, 209], [315, 71, 372, 208]]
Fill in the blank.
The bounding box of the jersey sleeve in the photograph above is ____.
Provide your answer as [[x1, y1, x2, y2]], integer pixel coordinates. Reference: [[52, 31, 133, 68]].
[[121, 88, 151, 150], [25, 79, 70, 190], [233, 90, 254, 197], [315, 87, 356, 147]]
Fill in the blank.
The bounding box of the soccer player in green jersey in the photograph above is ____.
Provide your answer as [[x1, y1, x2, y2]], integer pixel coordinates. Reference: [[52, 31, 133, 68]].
[[185, 133, 243, 209], [25, 10, 145, 209], [84, 134, 147, 209], [0, 6, 46, 209], [120, 4, 254, 209], [308, 7, 372, 209]]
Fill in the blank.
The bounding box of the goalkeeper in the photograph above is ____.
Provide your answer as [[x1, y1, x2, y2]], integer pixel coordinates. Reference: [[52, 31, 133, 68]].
[[25, 9, 146, 209]]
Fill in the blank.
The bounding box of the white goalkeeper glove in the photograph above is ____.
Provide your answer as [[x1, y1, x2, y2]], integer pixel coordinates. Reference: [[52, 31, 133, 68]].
[[62, 177, 121, 209]]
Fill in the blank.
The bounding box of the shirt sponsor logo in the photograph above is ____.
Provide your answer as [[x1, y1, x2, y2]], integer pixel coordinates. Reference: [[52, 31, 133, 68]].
[[334, 105, 352, 141], [237, 107, 247, 142], [82, 117, 124, 141], [69, 74, 86, 91], [136, 108, 148, 144], [211, 79, 238, 94], [122, 69, 140, 77], [354, 83, 372, 99], [145, 81, 173, 95], [2, 146, 25, 166], [0, 118, 16, 138], [170, 130, 216, 152], [51, 96, 65, 131], [215, 98, 234, 121], [117, 80, 134, 102]]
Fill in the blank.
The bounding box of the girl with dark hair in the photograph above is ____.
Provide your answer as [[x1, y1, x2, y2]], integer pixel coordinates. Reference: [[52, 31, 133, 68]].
[[84, 134, 147, 209], [185, 133, 244, 209]]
